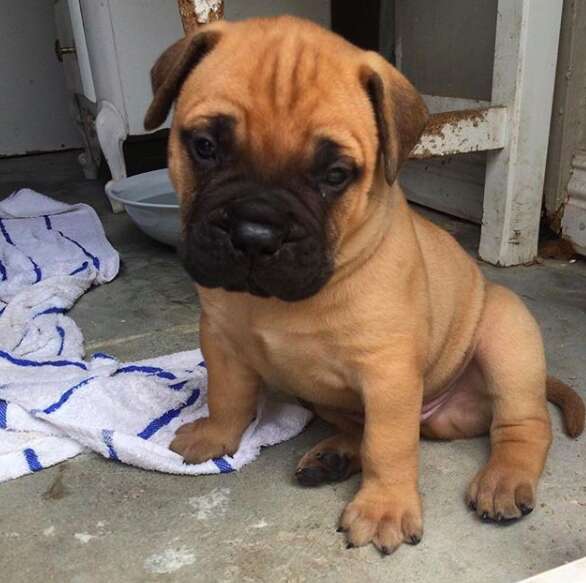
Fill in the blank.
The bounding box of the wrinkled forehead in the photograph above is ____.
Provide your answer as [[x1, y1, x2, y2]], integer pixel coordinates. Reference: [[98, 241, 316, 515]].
[[174, 24, 377, 173]]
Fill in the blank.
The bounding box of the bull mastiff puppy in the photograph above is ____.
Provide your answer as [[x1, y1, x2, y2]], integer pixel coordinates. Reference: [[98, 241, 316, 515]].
[[144, 16, 584, 554]]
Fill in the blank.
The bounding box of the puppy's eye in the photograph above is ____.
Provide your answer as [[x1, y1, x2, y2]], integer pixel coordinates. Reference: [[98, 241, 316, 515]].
[[324, 166, 350, 188], [193, 136, 217, 161]]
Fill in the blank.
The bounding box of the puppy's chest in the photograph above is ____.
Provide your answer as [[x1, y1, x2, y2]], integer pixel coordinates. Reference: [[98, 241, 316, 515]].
[[228, 321, 358, 406]]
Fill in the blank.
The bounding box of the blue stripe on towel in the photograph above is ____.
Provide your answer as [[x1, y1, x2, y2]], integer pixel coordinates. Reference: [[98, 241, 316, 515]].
[[69, 261, 88, 276], [0, 305, 5, 316], [0, 400, 7, 428], [57, 231, 100, 270], [43, 376, 95, 414], [137, 389, 200, 440], [0, 219, 41, 283], [23, 448, 43, 472], [213, 458, 234, 473], [0, 219, 15, 245], [0, 350, 87, 370], [44, 215, 52, 230], [56, 326, 65, 356], [92, 352, 116, 360], [33, 307, 67, 318], [169, 380, 188, 391], [0, 258, 6, 281], [29, 257, 42, 283], [114, 365, 177, 381], [101, 429, 120, 461], [197, 361, 206, 369]]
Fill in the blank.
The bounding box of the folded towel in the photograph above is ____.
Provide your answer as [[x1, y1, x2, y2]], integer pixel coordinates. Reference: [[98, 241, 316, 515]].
[[0, 189, 312, 483], [0, 188, 119, 306]]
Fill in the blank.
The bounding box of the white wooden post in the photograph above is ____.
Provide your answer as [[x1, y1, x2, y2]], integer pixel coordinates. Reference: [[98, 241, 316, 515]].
[[480, 0, 563, 265]]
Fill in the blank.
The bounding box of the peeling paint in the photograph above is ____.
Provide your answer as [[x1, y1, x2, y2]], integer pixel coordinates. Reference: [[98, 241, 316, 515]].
[[424, 109, 487, 138], [411, 107, 507, 160], [74, 533, 96, 544], [193, 0, 223, 23], [144, 547, 195, 574], [189, 487, 230, 520]]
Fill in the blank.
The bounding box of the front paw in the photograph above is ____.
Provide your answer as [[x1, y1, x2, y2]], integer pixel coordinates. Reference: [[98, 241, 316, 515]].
[[339, 483, 423, 555], [466, 462, 537, 522], [170, 418, 240, 464]]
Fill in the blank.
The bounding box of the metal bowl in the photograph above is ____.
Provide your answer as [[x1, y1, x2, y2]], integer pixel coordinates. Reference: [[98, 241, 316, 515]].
[[106, 170, 181, 247]]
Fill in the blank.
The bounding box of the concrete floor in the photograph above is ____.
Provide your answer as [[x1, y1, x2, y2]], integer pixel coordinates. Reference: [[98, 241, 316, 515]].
[[1, 151, 585, 583]]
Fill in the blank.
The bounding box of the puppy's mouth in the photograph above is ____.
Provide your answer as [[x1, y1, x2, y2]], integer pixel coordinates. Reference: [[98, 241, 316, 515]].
[[179, 197, 333, 302]]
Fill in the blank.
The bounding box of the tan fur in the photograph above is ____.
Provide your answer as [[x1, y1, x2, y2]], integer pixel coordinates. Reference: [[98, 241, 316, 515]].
[[145, 16, 585, 554]]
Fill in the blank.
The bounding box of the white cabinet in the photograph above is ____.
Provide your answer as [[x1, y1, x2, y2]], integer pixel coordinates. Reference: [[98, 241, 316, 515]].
[[55, 0, 185, 210]]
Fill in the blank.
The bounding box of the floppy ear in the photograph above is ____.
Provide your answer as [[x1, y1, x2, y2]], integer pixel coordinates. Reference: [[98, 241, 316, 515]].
[[360, 54, 429, 185], [144, 29, 222, 131]]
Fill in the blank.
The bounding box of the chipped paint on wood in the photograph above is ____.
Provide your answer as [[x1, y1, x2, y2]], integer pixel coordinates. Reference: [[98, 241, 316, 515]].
[[410, 107, 508, 159], [177, 0, 224, 33], [193, 0, 223, 22]]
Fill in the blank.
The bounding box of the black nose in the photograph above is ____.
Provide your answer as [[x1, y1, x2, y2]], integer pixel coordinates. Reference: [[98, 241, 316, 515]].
[[231, 221, 284, 256]]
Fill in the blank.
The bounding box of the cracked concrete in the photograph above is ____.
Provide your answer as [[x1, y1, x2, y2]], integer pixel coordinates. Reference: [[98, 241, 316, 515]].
[[0, 151, 584, 582]]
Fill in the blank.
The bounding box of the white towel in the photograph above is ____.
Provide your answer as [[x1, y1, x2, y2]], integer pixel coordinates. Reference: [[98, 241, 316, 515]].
[[0, 189, 312, 483]]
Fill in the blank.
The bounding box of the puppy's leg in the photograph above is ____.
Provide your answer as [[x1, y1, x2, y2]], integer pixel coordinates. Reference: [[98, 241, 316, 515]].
[[340, 363, 424, 554], [295, 407, 362, 487], [170, 316, 260, 464], [466, 284, 552, 522]]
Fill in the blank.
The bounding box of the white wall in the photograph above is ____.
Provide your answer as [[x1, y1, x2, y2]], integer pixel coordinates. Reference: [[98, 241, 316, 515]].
[[0, 0, 82, 156]]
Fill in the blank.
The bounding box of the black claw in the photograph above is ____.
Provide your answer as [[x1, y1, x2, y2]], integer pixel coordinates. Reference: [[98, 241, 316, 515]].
[[481, 512, 491, 522], [496, 512, 503, 522], [468, 500, 477, 511], [380, 546, 392, 556], [408, 535, 421, 545], [295, 466, 328, 487], [295, 452, 352, 487], [346, 542, 355, 549], [520, 504, 534, 516], [336, 526, 344, 533]]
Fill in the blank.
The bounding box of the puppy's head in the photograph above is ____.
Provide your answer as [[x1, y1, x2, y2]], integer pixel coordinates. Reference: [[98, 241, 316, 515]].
[[145, 16, 428, 301]]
